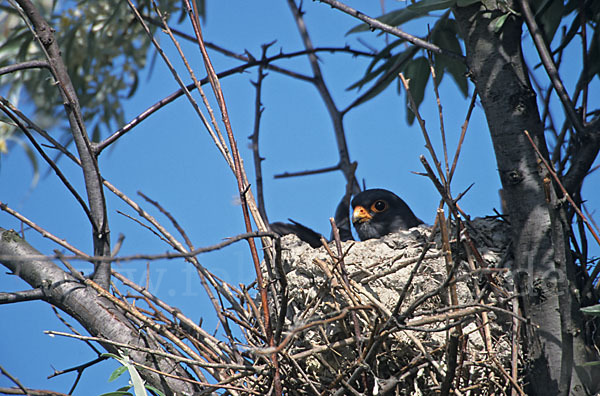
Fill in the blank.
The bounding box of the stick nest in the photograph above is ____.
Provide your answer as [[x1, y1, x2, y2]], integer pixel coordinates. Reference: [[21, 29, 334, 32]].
[[254, 217, 522, 395]]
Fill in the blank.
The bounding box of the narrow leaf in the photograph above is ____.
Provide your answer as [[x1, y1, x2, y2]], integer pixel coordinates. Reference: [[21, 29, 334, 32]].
[[108, 365, 128, 382], [581, 304, 600, 316]]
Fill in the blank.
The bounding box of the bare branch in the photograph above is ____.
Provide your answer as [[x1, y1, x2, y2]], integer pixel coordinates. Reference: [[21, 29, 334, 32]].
[[15, 0, 112, 288], [0, 288, 44, 304], [0, 100, 94, 226], [274, 164, 340, 179], [249, 43, 272, 221], [286, 0, 359, 195], [0, 60, 49, 75], [315, 0, 464, 61]]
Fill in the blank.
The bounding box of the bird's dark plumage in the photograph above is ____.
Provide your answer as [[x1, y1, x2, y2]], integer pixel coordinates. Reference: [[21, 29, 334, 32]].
[[269, 219, 323, 248], [351, 188, 422, 241]]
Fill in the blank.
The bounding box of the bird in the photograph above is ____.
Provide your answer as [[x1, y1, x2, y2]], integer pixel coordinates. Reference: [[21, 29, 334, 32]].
[[269, 219, 324, 248], [351, 188, 423, 241]]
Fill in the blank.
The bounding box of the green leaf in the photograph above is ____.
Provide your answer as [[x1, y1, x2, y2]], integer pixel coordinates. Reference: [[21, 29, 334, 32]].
[[348, 47, 418, 107], [98, 392, 133, 396], [347, 0, 455, 34], [581, 304, 600, 316], [456, 0, 481, 7], [108, 365, 128, 382], [347, 8, 425, 34], [431, 18, 467, 96], [492, 13, 510, 32], [408, 0, 456, 13], [348, 44, 410, 91], [144, 385, 166, 396], [533, 0, 564, 44], [581, 361, 600, 367], [402, 57, 430, 125]]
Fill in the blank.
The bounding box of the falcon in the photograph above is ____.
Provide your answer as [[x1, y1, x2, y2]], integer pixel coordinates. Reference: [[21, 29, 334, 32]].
[[351, 188, 423, 241]]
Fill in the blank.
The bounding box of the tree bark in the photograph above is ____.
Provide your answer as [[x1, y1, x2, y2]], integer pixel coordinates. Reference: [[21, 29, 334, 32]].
[[15, 0, 112, 289], [0, 228, 200, 395], [453, 3, 592, 395]]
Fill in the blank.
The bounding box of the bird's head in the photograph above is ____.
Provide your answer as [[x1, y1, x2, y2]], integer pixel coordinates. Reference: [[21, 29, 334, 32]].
[[351, 188, 422, 241]]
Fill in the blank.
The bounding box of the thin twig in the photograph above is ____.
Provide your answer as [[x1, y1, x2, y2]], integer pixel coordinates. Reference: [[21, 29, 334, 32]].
[[449, 91, 477, 183], [0, 60, 49, 75], [523, 130, 600, 295], [315, 0, 464, 61], [182, 1, 279, 391], [0, 101, 95, 227], [0, 202, 90, 258], [518, 0, 584, 134], [250, 42, 272, 220], [400, 73, 447, 187]]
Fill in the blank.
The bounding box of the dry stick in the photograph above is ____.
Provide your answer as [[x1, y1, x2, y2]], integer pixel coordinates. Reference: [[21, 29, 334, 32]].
[[249, 43, 272, 220], [142, 13, 373, 67], [0, 365, 29, 395], [448, 91, 478, 183], [152, 1, 231, 164], [314, 0, 464, 61], [0, 103, 94, 225], [329, 218, 369, 391], [438, 209, 459, 308], [330, 218, 364, 339], [81, 276, 223, 380], [0, 97, 81, 166], [463, 247, 493, 354], [272, 238, 289, 345], [438, 209, 461, 396], [45, 331, 259, 372], [400, 73, 447, 187], [490, 354, 526, 396], [0, 231, 276, 268], [511, 296, 521, 396], [255, 305, 373, 356], [111, 271, 231, 361], [103, 178, 247, 363], [274, 164, 340, 179], [331, 226, 439, 396], [427, 52, 450, 181], [518, 0, 584, 134], [124, 0, 234, 169], [182, 2, 280, 392], [95, 44, 372, 155], [285, 353, 322, 395], [0, 202, 90, 259], [137, 191, 194, 251], [522, 131, 600, 294], [50, 305, 101, 355]]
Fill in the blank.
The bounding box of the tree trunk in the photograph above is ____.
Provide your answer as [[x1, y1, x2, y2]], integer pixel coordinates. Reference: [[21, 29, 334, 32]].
[[0, 228, 200, 396], [453, 3, 592, 395]]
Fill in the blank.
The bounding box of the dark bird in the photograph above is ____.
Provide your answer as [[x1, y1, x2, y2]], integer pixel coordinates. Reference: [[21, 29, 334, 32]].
[[351, 188, 423, 241], [269, 219, 323, 248]]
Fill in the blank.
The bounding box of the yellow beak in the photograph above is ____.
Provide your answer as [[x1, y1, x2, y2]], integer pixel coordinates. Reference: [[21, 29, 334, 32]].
[[352, 205, 372, 224]]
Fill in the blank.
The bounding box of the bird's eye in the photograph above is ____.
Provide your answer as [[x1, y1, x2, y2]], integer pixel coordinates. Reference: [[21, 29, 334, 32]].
[[372, 200, 387, 212]]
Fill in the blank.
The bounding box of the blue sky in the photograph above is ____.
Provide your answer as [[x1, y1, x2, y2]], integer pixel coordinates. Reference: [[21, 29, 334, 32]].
[[1, 1, 598, 394]]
